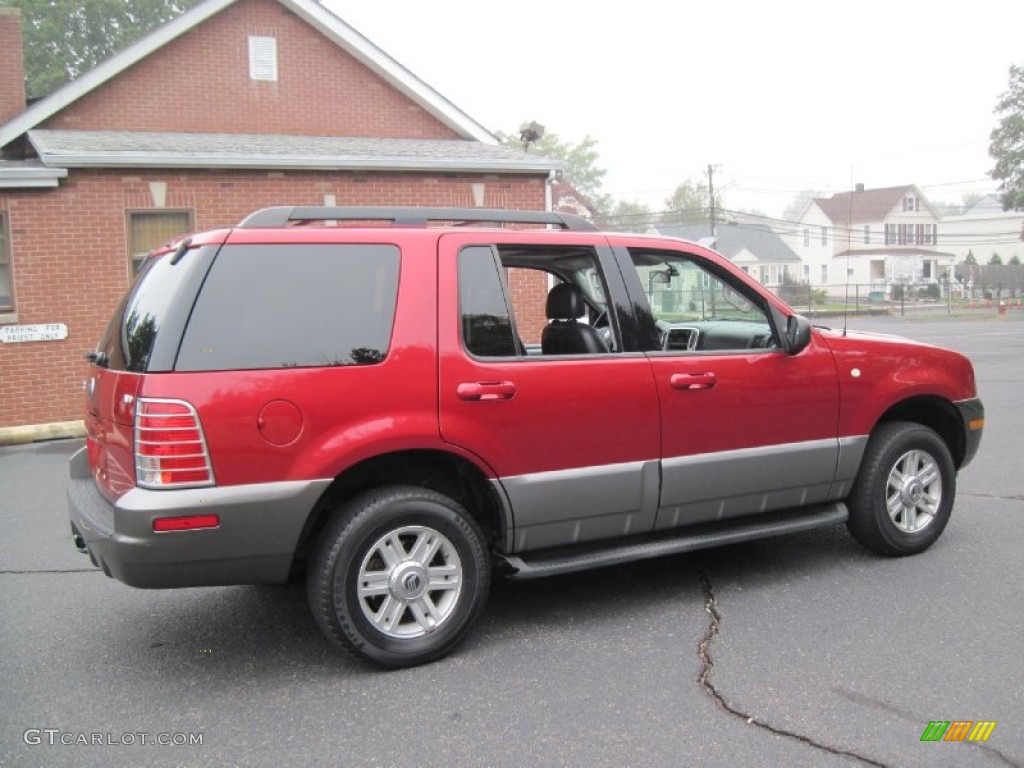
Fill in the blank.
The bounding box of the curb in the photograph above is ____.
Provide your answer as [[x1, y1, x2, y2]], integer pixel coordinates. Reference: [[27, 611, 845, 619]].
[[0, 420, 86, 446]]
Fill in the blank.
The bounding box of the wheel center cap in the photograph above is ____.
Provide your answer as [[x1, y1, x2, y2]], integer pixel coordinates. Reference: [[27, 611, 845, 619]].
[[901, 477, 924, 505], [390, 562, 428, 601]]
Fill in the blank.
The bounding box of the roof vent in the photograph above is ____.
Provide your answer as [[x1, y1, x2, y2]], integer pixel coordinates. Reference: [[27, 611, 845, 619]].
[[248, 36, 278, 82]]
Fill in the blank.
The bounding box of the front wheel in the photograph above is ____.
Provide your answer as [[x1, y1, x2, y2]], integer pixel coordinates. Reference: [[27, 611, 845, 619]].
[[307, 486, 490, 667], [847, 422, 956, 556]]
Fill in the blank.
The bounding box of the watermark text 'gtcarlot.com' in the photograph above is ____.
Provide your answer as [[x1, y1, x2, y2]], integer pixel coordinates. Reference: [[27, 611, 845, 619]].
[[24, 729, 203, 747]]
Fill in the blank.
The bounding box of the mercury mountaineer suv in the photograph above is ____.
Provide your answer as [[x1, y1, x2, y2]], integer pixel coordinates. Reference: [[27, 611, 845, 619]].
[[68, 206, 984, 667]]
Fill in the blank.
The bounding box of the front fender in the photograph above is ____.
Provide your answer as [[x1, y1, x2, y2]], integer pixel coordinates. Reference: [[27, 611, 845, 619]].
[[819, 329, 979, 438]]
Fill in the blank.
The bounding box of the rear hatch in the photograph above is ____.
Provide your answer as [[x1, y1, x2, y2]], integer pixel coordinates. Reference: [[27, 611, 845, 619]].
[[84, 234, 228, 502]]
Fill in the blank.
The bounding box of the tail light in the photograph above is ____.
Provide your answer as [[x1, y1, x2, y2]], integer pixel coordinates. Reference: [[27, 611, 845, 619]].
[[134, 399, 215, 488]]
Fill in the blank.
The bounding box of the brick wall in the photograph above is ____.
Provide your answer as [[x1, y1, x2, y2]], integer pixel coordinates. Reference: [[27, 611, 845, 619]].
[[507, 268, 549, 344], [0, 8, 26, 125], [43, 0, 459, 139], [0, 169, 546, 427]]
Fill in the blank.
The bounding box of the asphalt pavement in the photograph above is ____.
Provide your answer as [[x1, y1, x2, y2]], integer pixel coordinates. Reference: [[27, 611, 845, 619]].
[[1, 312, 1022, 767]]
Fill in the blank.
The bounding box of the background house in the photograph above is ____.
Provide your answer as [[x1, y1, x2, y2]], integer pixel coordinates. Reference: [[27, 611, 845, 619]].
[[0, 0, 561, 432], [939, 194, 1024, 266], [786, 185, 956, 294], [652, 221, 801, 289]]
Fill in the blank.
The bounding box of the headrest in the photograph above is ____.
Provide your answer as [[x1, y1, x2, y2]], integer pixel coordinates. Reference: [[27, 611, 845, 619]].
[[546, 282, 585, 320]]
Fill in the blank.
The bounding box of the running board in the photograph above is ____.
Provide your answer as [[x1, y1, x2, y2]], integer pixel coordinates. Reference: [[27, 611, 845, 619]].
[[501, 502, 848, 580]]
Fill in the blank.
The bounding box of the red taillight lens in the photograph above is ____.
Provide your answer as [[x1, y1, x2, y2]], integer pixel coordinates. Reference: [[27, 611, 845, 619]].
[[134, 399, 215, 488], [153, 514, 220, 532]]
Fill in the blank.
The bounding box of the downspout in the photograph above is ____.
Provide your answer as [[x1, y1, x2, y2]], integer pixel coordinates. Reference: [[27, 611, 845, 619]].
[[545, 170, 555, 213]]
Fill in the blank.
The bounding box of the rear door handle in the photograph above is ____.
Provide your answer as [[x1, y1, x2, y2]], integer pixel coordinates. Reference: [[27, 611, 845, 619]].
[[456, 381, 517, 401], [670, 372, 717, 390]]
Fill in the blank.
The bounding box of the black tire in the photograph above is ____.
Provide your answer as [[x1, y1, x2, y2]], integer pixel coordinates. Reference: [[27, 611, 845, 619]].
[[307, 486, 490, 667], [847, 422, 956, 556]]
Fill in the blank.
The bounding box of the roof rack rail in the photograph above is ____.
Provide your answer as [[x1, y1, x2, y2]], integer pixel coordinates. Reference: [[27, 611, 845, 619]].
[[236, 206, 598, 232]]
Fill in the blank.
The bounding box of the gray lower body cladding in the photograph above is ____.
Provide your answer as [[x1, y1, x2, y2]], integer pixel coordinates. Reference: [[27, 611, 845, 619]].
[[67, 447, 330, 589]]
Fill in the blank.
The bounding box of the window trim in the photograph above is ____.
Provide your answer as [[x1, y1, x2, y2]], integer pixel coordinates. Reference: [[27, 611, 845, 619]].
[[126, 209, 194, 278], [0, 210, 14, 320]]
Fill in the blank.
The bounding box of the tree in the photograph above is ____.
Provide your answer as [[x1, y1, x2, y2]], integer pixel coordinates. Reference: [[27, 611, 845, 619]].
[[964, 250, 978, 265], [782, 190, 824, 223], [960, 191, 986, 211], [497, 128, 612, 214], [1009, 254, 1021, 265], [6, 0, 201, 99], [989, 63, 1024, 211], [989, 253, 1003, 265], [660, 178, 721, 224], [598, 199, 653, 232]]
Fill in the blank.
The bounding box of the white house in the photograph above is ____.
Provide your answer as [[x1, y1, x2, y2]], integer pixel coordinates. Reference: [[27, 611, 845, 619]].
[[787, 185, 956, 294], [939, 195, 1024, 265]]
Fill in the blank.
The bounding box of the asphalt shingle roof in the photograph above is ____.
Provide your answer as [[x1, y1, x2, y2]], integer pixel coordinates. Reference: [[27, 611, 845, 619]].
[[814, 185, 915, 225], [653, 222, 801, 262], [28, 129, 563, 173]]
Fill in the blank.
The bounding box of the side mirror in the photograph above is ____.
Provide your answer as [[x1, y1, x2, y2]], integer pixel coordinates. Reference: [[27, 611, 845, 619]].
[[784, 315, 812, 354]]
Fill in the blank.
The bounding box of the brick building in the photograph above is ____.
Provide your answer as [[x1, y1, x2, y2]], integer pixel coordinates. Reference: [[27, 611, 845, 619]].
[[0, 0, 560, 434]]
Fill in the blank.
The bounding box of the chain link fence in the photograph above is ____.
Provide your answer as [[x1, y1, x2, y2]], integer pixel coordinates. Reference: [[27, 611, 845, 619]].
[[775, 280, 1024, 317]]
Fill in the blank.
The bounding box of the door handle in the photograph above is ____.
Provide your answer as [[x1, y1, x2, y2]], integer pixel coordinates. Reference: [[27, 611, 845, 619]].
[[456, 381, 517, 401], [670, 372, 717, 390]]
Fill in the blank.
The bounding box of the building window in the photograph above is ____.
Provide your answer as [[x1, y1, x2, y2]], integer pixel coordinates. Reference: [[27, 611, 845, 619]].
[[802, 264, 809, 280], [248, 36, 278, 82], [903, 195, 918, 212], [0, 212, 12, 313], [802, 228, 809, 247], [885, 223, 895, 245], [820, 265, 828, 284], [129, 211, 192, 274], [821, 226, 828, 245], [863, 225, 870, 244]]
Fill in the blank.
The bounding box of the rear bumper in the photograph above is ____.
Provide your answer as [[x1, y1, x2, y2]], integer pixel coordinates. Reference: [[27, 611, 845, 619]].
[[955, 397, 984, 469], [67, 447, 330, 588]]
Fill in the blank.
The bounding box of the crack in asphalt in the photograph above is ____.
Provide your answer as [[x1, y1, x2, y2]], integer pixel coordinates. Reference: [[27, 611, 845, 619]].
[[696, 569, 891, 768], [833, 689, 1022, 768], [0, 568, 99, 574], [963, 492, 1024, 503]]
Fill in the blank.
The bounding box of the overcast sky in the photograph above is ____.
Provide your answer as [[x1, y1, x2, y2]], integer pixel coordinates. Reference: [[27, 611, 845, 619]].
[[323, 1, 1023, 218]]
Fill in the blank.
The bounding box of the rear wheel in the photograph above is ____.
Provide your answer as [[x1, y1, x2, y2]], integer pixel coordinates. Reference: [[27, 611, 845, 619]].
[[307, 486, 490, 667], [847, 422, 955, 556]]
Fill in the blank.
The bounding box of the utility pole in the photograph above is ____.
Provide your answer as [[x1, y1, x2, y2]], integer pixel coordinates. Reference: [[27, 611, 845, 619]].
[[707, 163, 717, 241]]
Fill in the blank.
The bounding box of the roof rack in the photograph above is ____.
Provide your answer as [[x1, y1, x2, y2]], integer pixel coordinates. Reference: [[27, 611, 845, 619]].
[[236, 206, 598, 232]]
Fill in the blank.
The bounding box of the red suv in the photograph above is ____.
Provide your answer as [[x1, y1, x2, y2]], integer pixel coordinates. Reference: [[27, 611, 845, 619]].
[[68, 206, 984, 667]]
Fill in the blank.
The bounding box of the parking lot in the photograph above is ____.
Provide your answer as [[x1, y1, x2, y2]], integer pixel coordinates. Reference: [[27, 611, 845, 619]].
[[1, 313, 1022, 768]]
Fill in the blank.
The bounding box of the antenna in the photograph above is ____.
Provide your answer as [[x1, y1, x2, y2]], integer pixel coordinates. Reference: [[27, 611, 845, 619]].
[[843, 176, 855, 337]]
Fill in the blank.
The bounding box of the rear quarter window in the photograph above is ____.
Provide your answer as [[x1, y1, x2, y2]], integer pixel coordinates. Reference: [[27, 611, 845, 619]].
[[99, 247, 214, 372], [175, 244, 400, 371]]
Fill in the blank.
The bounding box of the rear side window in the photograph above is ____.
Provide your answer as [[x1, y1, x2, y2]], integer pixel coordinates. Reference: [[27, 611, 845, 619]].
[[176, 244, 399, 371]]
